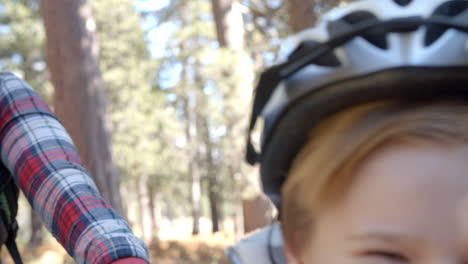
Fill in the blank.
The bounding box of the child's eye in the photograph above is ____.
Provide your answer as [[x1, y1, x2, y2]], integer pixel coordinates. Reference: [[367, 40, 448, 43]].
[[365, 250, 408, 262]]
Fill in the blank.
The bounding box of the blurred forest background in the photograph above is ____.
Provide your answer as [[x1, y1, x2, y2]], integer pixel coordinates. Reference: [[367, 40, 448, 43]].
[[0, 0, 343, 263]]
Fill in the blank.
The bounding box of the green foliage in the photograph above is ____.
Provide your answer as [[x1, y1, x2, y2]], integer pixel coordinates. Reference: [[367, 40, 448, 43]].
[[0, 0, 52, 100], [91, 0, 190, 217], [152, 0, 265, 221]]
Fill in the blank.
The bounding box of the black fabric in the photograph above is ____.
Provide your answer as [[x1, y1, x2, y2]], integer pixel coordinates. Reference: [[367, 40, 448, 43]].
[[288, 40, 341, 66], [6, 236, 22, 264], [0, 164, 21, 264], [246, 65, 283, 164], [258, 67, 468, 210], [426, 1, 468, 45]]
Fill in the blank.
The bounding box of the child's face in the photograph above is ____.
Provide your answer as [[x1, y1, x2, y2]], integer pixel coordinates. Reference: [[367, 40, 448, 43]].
[[288, 142, 468, 264]]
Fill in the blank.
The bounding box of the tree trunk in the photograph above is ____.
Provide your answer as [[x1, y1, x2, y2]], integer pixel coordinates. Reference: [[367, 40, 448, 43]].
[[134, 178, 144, 236], [190, 156, 201, 236], [180, 60, 202, 236], [288, 0, 345, 33], [231, 167, 244, 239], [287, 0, 316, 33], [28, 208, 44, 250], [137, 173, 153, 242], [200, 118, 220, 233], [208, 175, 220, 233], [211, 0, 274, 235], [187, 97, 201, 235], [148, 182, 160, 241], [211, 0, 245, 50], [40, 0, 124, 215]]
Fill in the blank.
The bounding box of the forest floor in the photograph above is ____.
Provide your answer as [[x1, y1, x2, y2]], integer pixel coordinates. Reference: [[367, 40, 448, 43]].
[[5, 233, 235, 264], [147, 235, 233, 264]]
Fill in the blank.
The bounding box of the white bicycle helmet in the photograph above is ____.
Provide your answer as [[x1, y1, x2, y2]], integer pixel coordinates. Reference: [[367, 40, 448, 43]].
[[246, 0, 468, 210]]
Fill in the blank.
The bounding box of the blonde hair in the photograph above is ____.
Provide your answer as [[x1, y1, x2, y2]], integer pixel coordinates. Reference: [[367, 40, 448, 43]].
[[281, 100, 468, 254]]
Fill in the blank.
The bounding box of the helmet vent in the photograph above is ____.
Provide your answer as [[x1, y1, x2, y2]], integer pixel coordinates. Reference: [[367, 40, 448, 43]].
[[425, 0, 468, 46], [329, 11, 388, 49], [393, 0, 412, 6], [288, 40, 341, 67]]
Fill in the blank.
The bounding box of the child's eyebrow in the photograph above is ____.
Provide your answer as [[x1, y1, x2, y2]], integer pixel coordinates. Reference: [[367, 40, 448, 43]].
[[347, 229, 421, 244]]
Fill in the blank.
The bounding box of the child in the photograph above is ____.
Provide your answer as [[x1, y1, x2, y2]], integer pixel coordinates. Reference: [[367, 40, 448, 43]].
[[239, 0, 468, 263]]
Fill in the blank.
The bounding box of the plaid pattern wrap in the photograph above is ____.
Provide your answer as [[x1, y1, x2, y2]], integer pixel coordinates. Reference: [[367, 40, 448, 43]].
[[0, 72, 149, 264]]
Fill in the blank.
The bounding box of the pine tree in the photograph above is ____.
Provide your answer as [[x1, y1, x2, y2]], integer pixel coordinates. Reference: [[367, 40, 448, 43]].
[[92, 0, 184, 241], [41, 0, 124, 215]]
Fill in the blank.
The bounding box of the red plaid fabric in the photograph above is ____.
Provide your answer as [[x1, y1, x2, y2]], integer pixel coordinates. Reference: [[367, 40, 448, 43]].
[[0, 72, 149, 264]]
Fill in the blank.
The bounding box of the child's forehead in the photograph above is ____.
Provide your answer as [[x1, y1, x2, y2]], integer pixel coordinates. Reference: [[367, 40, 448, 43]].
[[333, 142, 468, 239], [352, 141, 468, 192]]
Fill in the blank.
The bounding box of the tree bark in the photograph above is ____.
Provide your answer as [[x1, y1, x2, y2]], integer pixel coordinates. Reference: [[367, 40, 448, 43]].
[[288, 0, 346, 33], [231, 167, 244, 238], [134, 178, 144, 236], [190, 157, 201, 235], [187, 94, 201, 235], [28, 208, 44, 250], [211, 0, 274, 235], [137, 173, 153, 242], [40, 0, 123, 215], [180, 60, 202, 236], [208, 178, 220, 233], [148, 182, 160, 241], [200, 118, 220, 233], [287, 0, 316, 33], [211, 0, 245, 50]]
